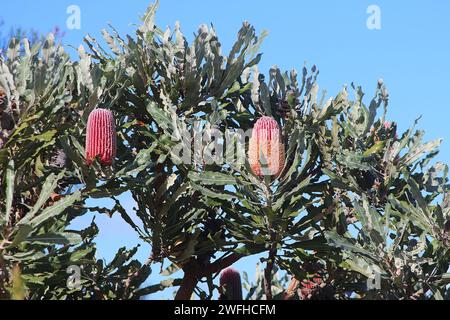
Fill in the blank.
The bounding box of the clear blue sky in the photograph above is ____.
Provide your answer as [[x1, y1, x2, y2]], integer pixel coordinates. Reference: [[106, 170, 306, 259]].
[[2, 0, 450, 299]]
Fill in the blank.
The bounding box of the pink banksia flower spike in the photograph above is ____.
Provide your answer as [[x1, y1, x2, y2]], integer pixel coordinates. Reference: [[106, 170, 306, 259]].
[[85, 108, 116, 166], [219, 268, 243, 300], [248, 116, 285, 177]]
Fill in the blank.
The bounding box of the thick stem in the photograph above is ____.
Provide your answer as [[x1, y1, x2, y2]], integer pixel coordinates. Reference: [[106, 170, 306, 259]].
[[264, 246, 276, 300], [175, 261, 199, 300], [175, 253, 243, 300], [175, 273, 199, 300], [201, 253, 242, 276], [262, 179, 276, 301]]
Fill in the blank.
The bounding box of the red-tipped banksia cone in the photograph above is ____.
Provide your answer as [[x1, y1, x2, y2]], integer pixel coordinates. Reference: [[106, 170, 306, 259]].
[[248, 116, 285, 177], [219, 268, 243, 300], [85, 108, 116, 166]]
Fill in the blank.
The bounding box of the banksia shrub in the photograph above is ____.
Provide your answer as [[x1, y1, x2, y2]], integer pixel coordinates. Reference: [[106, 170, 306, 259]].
[[248, 116, 285, 177], [219, 268, 243, 300], [85, 108, 116, 166]]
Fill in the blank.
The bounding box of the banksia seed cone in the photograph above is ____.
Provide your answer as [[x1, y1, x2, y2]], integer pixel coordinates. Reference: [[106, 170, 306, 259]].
[[85, 109, 116, 166], [219, 268, 243, 300], [248, 116, 285, 177], [0, 88, 6, 111], [0, 112, 14, 131], [0, 89, 14, 131], [0, 130, 10, 150]]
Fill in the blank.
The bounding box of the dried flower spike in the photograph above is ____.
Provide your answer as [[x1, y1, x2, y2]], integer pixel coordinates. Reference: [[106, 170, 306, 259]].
[[51, 149, 67, 168]]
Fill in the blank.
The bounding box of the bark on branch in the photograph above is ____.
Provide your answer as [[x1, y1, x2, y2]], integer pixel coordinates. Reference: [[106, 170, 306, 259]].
[[264, 247, 276, 300], [175, 253, 243, 300]]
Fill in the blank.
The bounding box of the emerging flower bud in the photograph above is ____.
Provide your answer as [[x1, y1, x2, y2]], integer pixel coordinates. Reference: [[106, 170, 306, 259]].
[[248, 116, 285, 177], [219, 268, 243, 300], [85, 108, 116, 166], [377, 78, 384, 87], [384, 121, 398, 140]]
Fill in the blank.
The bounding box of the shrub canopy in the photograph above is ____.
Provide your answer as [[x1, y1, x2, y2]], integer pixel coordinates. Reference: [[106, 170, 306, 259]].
[[0, 2, 448, 300]]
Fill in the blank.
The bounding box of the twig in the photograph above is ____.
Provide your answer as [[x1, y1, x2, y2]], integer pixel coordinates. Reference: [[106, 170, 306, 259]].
[[123, 254, 154, 299]]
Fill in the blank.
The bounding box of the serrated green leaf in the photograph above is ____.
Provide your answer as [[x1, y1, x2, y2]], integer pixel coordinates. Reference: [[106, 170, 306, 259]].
[[29, 191, 82, 228], [25, 232, 82, 245]]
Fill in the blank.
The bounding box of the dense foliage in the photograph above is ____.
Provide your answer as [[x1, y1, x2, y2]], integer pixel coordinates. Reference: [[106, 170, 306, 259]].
[[0, 2, 448, 300]]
